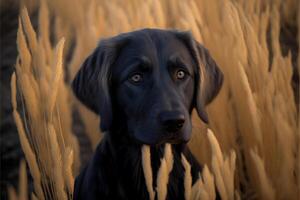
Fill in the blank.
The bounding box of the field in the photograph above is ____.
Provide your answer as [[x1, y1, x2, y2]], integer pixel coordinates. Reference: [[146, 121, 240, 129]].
[[2, 0, 299, 199]]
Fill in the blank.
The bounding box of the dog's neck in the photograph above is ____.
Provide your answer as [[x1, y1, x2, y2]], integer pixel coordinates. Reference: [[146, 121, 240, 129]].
[[95, 125, 201, 199]]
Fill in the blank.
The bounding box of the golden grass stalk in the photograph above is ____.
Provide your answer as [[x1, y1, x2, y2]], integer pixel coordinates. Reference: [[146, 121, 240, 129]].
[[250, 149, 275, 200], [16, 19, 31, 74], [141, 145, 155, 200], [20, 7, 37, 51], [156, 158, 168, 200], [142, 144, 175, 200], [207, 129, 236, 200], [155, 143, 175, 200], [191, 177, 206, 200], [211, 157, 228, 200], [39, 0, 53, 65], [181, 154, 192, 200], [164, 143, 173, 175], [11, 73, 17, 109], [63, 147, 75, 195], [11, 5, 78, 200], [17, 73, 40, 121], [13, 109, 45, 200], [48, 124, 67, 200], [202, 165, 216, 200], [11, 73, 45, 200], [18, 160, 28, 200], [207, 130, 227, 200], [48, 38, 65, 115], [192, 174, 211, 200]]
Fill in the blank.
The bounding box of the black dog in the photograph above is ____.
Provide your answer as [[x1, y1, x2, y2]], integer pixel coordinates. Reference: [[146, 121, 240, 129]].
[[72, 29, 223, 200]]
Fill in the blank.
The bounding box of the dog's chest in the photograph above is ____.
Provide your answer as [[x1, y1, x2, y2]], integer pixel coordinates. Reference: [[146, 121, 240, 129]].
[[111, 146, 187, 200], [78, 141, 201, 200]]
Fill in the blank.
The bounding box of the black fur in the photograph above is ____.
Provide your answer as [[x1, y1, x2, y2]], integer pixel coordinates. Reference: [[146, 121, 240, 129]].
[[72, 29, 223, 200]]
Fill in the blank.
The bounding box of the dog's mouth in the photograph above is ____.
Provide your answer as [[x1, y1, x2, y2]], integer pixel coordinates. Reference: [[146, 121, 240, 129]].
[[132, 132, 187, 146], [157, 136, 185, 145]]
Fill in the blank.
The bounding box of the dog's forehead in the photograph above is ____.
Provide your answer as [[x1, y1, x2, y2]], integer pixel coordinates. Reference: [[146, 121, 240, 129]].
[[114, 29, 194, 71]]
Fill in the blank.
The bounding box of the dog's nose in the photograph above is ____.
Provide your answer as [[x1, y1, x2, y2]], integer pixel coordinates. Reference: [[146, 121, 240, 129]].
[[159, 111, 185, 133]]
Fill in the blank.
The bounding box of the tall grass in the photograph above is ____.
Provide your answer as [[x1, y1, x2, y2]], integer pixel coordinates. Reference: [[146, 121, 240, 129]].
[[9, 3, 80, 199], [9, 0, 299, 199]]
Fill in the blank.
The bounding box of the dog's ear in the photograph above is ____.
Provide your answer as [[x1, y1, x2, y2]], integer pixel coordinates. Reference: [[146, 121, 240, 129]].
[[174, 31, 223, 123], [72, 36, 128, 131], [194, 43, 223, 123]]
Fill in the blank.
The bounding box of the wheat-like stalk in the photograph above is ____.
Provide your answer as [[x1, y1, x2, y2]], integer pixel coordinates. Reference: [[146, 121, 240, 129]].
[[11, 5, 79, 200], [11, 73, 45, 200], [156, 158, 168, 200], [142, 145, 155, 200], [48, 124, 67, 200], [63, 147, 75, 196], [201, 165, 216, 200], [18, 160, 28, 200], [182, 154, 192, 200], [250, 149, 276, 200], [164, 143, 174, 174], [207, 129, 236, 200]]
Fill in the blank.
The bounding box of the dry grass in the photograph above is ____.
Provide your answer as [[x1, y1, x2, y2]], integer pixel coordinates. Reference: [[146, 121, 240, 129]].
[[142, 145, 155, 200], [182, 154, 192, 200], [10, 4, 80, 199], [9, 0, 300, 199]]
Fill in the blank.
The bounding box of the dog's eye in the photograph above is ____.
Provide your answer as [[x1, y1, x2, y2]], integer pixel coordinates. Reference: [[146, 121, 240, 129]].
[[176, 70, 186, 80], [129, 73, 143, 83]]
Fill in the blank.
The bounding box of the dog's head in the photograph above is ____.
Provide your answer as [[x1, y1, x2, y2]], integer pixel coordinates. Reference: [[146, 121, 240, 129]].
[[72, 29, 223, 145]]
